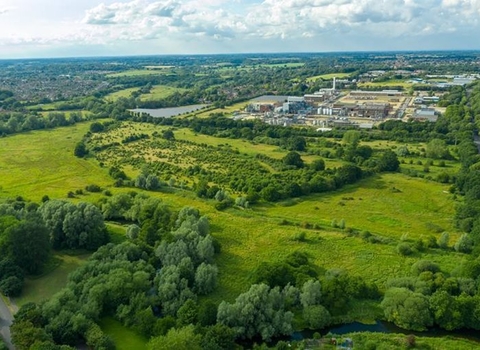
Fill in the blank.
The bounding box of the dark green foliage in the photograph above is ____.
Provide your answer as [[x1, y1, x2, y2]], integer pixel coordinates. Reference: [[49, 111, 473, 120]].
[[282, 151, 304, 168], [39, 200, 108, 250], [411, 260, 440, 275], [89, 122, 105, 133], [381, 287, 433, 331], [303, 305, 331, 329], [217, 284, 293, 341], [377, 150, 400, 172], [201, 324, 236, 350], [198, 301, 218, 326], [310, 158, 325, 171], [163, 129, 175, 140], [253, 251, 317, 288], [397, 242, 414, 256], [85, 184, 101, 192], [74, 142, 88, 158], [0, 275, 23, 296], [176, 299, 198, 326], [1, 216, 51, 274]]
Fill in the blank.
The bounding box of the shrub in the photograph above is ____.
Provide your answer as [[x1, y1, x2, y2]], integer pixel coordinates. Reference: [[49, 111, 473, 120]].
[[411, 260, 440, 275], [397, 243, 413, 256], [85, 184, 102, 192], [293, 232, 307, 242]]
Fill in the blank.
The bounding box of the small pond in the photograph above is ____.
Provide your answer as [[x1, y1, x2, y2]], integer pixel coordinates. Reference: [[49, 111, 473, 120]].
[[130, 104, 208, 118]]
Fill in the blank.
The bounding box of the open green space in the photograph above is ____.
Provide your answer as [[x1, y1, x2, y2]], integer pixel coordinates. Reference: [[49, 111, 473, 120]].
[[99, 317, 147, 350], [307, 72, 351, 82], [105, 85, 188, 102], [14, 253, 89, 306], [0, 122, 112, 201], [106, 69, 174, 78], [358, 80, 418, 88], [194, 101, 249, 118], [0, 118, 471, 348]]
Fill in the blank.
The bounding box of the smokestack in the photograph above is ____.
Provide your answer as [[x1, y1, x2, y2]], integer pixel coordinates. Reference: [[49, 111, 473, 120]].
[[333, 77, 336, 91]]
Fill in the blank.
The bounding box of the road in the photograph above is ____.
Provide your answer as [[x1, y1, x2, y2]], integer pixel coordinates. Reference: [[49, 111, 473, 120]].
[[0, 296, 14, 350]]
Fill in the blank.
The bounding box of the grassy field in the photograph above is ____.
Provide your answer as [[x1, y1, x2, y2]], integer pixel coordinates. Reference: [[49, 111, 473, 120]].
[[105, 85, 187, 102], [100, 317, 147, 350], [307, 73, 351, 82], [358, 80, 417, 88], [14, 253, 89, 306], [194, 101, 249, 118], [0, 121, 469, 336], [0, 122, 112, 201], [338, 332, 480, 350], [105, 87, 139, 101], [106, 69, 174, 78]]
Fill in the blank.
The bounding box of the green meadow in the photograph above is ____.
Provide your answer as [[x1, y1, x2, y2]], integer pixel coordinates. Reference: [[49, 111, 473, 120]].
[[99, 318, 147, 350], [105, 85, 188, 102], [307, 72, 351, 82], [0, 122, 112, 201], [14, 253, 90, 307], [106, 69, 174, 78], [1, 122, 469, 346]]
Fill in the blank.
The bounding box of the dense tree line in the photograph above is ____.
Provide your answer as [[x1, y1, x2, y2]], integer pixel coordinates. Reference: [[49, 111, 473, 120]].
[[0, 111, 84, 136]]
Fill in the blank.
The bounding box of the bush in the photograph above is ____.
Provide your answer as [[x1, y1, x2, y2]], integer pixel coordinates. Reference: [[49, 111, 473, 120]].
[[0, 276, 23, 296], [293, 232, 307, 242], [396, 243, 413, 256], [411, 260, 440, 275], [85, 184, 102, 192]]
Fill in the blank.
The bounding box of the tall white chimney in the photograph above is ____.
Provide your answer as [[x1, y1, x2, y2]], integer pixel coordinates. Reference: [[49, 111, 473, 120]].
[[333, 77, 336, 91]]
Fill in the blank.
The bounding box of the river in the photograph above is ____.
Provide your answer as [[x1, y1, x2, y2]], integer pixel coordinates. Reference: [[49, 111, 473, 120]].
[[290, 320, 480, 343]]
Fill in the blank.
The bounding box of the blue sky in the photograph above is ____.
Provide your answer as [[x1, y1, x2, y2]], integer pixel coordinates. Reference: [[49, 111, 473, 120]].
[[0, 0, 479, 58]]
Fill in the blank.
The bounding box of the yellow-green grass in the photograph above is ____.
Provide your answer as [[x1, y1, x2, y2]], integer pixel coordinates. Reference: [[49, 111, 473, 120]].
[[194, 101, 249, 118], [400, 158, 460, 178], [105, 87, 139, 101], [266, 173, 459, 242], [307, 72, 351, 82], [344, 332, 480, 350], [105, 85, 188, 102], [26, 103, 58, 111], [206, 201, 465, 302], [0, 120, 467, 307], [173, 127, 286, 159], [358, 80, 413, 88], [106, 222, 128, 244], [141, 85, 187, 101], [100, 317, 147, 350], [14, 253, 89, 306], [106, 69, 173, 78], [0, 122, 112, 201]]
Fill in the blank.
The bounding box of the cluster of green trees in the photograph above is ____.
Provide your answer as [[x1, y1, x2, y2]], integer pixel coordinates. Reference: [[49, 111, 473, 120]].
[[0, 198, 109, 296], [0, 111, 84, 136], [10, 201, 227, 350], [382, 259, 480, 332], [216, 252, 379, 341]]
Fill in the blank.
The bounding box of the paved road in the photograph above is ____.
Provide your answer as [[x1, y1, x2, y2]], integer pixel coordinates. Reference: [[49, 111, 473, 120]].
[[0, 296, 14, 350]]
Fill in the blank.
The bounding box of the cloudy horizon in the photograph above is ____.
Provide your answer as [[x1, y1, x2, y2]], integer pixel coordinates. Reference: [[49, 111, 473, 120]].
[[1, 0, 480, 59]]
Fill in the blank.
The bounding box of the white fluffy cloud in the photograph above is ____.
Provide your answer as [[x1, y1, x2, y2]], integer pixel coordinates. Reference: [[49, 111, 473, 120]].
[[80, 0, 480, 41], [1, 0, 480, 57]]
